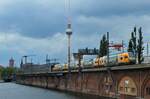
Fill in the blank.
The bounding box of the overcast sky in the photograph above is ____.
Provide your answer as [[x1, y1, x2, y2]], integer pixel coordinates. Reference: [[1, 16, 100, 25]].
[[0, 0, 150, 66]]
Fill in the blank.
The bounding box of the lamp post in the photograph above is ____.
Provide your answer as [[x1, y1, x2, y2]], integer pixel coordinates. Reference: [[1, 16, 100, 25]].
[[147, 43, 149, 57], [107, 32, 109, 66]]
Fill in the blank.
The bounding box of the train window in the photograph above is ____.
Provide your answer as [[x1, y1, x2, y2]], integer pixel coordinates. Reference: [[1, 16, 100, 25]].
[[129, 52, 134, 57], [124, 56, 128, 58], [120, 57, 123, 60]]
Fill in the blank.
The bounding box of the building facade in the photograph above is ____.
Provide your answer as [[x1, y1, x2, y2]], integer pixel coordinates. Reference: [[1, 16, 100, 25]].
[[9, 57, 15, 67]]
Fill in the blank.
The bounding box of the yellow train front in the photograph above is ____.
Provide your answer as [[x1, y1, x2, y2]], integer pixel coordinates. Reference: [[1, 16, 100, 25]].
[[117, 52, 136, 65], [93, 52, 136, 67]]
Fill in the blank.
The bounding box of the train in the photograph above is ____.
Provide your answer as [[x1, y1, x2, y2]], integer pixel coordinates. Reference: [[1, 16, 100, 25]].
[[52, 52, 136, 71], [93, 52, 136, 66]]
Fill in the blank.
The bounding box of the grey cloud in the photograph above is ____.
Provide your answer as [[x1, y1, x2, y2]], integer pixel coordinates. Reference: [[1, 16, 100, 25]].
[[0, 0, 150, 66], [0, 0, 66, 38], [72, 0, 150, 17], [0, 0, 150, 38]]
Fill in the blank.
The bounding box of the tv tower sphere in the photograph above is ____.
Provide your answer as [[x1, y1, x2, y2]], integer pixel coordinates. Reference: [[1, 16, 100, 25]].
[[66, 23, 72, 35]]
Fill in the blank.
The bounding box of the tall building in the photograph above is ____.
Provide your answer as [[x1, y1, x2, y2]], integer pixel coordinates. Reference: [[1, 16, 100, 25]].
[[9, 57, 15, 67]]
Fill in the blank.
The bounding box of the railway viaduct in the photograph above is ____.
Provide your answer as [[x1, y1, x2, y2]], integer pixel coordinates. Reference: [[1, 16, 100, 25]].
[[16, 64, 150, 99]]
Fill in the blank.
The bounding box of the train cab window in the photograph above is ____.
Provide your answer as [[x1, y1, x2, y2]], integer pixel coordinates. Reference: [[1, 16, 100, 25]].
[[124, 56, 128, 58], [120, 56, 123, 60]]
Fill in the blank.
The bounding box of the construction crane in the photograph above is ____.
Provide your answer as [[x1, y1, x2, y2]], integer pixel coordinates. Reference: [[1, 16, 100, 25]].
[[45, 54, 59, 64], [22, 55, 36, 64]]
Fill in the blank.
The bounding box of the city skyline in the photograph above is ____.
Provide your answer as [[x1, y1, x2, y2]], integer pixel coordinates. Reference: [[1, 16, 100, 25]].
[[0, 0, 150, 66]]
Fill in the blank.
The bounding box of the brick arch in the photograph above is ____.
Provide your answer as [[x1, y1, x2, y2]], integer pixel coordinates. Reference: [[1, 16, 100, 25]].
[[117, 73, 138, 89], [117, 76, 138, 96], [141, 72, 150, 98]]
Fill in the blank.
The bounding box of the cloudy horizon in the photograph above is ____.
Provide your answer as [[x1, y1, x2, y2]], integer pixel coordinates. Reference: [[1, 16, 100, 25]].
[[0, 0, 150, 66]]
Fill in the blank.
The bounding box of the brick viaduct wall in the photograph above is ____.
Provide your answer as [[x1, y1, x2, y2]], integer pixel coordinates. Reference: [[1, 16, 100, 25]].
[[16, 68, 150, 99]]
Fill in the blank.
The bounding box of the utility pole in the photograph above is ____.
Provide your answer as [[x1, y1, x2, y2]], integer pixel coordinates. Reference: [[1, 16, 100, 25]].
[[46, 54, 50, 65], [22, 55, 36, 64], [106, 33, 110, 97], [20, 58, 23, 69], [24, 56, 27, 64], [122, 40, 124, 53], [107, 32, 109, 66], [147, 43, 149, 57]]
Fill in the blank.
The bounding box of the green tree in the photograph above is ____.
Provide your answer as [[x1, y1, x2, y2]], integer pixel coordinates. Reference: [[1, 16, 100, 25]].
[[128, 26, 144, 64], [128, 27, 137, 58], [137, 27, 144, 64], [99, 34, 108, 57], [0, 67, 3, 80], [128, 39, 133, 53], [1, 67, 16, 79]]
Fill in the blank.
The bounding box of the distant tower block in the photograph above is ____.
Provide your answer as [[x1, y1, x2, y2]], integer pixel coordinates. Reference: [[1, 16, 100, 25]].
[[9, 57, 15, 67]]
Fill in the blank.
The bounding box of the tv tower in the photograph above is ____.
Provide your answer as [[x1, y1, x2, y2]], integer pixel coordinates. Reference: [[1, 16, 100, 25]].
[[66, 0, 72, 75]]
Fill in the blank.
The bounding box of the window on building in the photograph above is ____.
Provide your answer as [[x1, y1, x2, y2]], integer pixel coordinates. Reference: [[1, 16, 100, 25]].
[[109, 85, 112, 90], [131, 88, 135, 93], [119, 87, 123, 91], [146, 87, 150, 95], [104, 76, 111, 83], [104, 77, 107, 83], [125, 87, 128, 92], [105, 85, 109, 90], [118, 77, 137, 95]]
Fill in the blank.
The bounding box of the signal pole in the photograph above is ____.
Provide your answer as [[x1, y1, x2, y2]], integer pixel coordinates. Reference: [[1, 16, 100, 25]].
[[147, 43, 149, 57], [122, 40, 124, 53], [107, 32, 109, 66]]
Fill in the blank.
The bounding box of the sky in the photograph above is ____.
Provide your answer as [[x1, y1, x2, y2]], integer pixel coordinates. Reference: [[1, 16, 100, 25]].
[[0, 0, 150, 66]]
